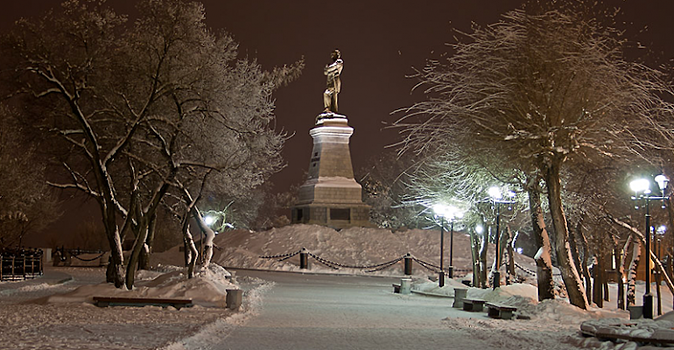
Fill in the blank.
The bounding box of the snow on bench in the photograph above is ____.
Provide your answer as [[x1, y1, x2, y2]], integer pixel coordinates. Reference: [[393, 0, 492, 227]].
[[93, 296, 193, 309], [463, 298, 486, 312], [580, 320, 674, 346], [486, 302, 517, 319]]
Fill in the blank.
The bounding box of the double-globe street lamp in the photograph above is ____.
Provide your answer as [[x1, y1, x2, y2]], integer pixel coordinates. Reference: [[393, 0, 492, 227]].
[[433, 204, 464, 287], [630, 174, 669, 319], [488, 186, 516, 290]]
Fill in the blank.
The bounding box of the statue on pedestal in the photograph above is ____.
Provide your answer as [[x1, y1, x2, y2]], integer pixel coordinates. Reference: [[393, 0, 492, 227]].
[[323, 49, 343, 113]]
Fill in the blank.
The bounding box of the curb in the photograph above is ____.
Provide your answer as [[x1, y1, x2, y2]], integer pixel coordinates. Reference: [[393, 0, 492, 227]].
[[225, 266, 409, 280], [49, 276, 74, 285], [410, 290, 454, 298]]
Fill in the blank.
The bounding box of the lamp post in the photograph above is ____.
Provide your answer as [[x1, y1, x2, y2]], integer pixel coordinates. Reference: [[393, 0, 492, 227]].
[[488, 186, 516, 290], [433, 204, 463, 287], [630, 175, 669, 319], [656, 225, 666, 316]]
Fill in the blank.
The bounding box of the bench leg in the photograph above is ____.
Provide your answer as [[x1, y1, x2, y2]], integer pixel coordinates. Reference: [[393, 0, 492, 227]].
[[500, 310, 513, 319]]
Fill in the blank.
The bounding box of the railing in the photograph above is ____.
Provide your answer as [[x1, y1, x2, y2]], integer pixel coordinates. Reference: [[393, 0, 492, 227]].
[[0, 248, 43, 281]]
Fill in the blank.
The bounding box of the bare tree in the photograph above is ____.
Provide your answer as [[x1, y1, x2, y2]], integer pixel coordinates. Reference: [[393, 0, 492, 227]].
[[395, 5, 674, 309], [1, 0, 301, 288]]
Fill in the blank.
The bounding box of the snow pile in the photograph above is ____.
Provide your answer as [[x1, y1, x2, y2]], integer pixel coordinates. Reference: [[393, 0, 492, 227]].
[[1, 266, 245, 350], [152, 224, 538, 278], [161, 276, 274, 350], [36, 264, 238, 308]]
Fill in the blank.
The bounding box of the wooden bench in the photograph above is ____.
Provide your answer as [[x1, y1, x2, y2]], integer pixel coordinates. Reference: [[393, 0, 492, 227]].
[[463, 298, 486, 312], [486, 302, 517, 319], [581, 321, 674, 346], [93, 296, 193, 309], [392, 283, 401, 293]]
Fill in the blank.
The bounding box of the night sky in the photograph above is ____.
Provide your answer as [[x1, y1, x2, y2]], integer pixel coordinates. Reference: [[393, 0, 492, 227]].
[[3, 1, 674, 239]]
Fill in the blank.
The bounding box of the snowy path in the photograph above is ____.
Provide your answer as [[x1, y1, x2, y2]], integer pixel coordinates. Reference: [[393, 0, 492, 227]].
[[212, 271, 581, 350]]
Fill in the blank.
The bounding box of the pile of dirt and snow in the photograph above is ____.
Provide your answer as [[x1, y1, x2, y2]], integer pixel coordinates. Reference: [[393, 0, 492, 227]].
[[152, 224, 538, 279]]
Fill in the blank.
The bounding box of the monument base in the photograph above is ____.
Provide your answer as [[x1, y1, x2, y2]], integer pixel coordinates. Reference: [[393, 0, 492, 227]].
[[291, 113, 371, 229], [292, 203, 371, 229]]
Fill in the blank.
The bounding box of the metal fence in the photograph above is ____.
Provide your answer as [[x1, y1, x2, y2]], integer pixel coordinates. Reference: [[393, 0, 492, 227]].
[[0, 248, 43, 281]]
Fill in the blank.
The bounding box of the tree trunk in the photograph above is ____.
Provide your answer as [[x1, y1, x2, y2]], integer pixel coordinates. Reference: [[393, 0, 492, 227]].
[[126, 215, 149, 290], [544, 158, 588, 309], [506, 226, 516, 285], [568, 219, 592, 302], [617, 241, 630, 310], [527, 184, 555, 301], [479, 230, 488, 289], [470, 231, 480, 287], [627, 235, 641, 306], [593, 255, 604, 308], [578, 226, 593, 304], [102, 203, 124, 288], [139, 212, 157, 270], [191, 207, 216, 268], [181, 217, 199, 278]]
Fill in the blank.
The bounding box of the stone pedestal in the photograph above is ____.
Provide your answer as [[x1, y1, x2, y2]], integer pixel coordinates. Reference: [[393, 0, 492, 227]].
[[291, 115, 370, 228]]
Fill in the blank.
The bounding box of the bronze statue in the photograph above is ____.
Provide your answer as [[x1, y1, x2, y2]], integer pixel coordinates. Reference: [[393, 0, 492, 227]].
[[323, 49, 343, 113]]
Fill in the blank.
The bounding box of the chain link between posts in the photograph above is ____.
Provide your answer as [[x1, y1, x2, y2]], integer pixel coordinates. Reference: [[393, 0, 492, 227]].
[[71, 252, 107, 262], [260, 249, 559, 277]]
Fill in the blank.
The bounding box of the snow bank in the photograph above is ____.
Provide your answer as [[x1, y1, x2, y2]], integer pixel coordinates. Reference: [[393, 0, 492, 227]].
[[152, 224, 538, 279], [35, 264, 238, 308]]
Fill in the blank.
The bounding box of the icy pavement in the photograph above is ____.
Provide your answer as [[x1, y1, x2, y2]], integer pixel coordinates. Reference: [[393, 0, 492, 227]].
[[195, 270, 591, 350]]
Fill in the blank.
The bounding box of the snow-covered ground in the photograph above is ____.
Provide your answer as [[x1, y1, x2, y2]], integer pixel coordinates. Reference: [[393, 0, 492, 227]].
[[2, 224, 673, 349]]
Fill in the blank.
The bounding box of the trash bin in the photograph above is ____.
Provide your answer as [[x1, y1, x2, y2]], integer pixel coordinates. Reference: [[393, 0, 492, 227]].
[[627, 305, 643, 320], [401, 278, 412, 295], [453, 287, 467, 308], [226, 289, 243, 311]]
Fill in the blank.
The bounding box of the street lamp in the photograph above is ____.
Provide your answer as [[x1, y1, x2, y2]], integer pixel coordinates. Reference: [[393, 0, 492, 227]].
[[433, 204, 464, 287], [656, 225, 666, 316], [204, 215, 216, 226], [630, 174, 669, 319], [488, 186, 516, 290]]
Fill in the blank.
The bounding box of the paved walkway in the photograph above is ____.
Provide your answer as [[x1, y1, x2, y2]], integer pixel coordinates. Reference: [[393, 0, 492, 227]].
[[0, 265, 96, 303], [213, 271, 481, 350]]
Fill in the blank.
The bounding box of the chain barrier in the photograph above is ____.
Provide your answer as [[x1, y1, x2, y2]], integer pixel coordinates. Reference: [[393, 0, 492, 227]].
[[513, 261, 562, 277], [71, 252, 107, 262], [260, 249, 559, 277], [260, 249, 408, 272], [308, 252, 408, 270], [305, 252, 340, 270], [514, 262, 536, 276], [365, 256, 406, 272], [411, 257, 441, 273], [277, 250, 302, 262], [259, 250, 303, 260]]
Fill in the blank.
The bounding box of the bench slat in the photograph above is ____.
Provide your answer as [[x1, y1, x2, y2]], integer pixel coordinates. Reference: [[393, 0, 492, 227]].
[[93, 296, 193, 309]]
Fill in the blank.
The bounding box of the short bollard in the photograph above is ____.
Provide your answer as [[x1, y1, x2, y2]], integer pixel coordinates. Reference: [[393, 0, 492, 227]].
[[300, 250, 309, 269], [226, 289, 243, 311], [452, 287, 467, 308], [404, 254, 413, 275], [401, 278, 412, 295]]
